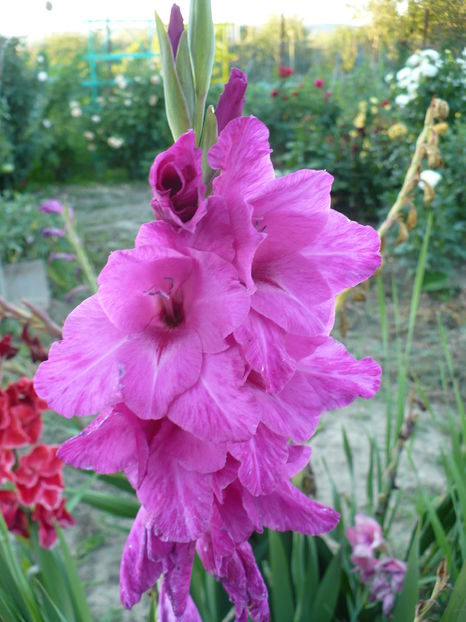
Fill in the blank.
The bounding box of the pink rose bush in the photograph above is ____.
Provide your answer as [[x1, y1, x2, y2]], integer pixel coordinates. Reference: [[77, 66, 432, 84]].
[[34, 70, 382, 618], [346, 514, 407, 616]]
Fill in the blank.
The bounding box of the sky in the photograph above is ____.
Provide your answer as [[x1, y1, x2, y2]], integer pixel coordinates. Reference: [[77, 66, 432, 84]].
[[1, 0, 368, 39]]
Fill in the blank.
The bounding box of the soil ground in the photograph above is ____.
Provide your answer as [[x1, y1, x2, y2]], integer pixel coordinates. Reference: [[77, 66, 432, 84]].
[[37, 182, 465, 621]]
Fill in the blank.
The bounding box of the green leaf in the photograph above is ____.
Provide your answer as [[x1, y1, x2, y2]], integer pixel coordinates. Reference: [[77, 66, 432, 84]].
[[268, 531, 294, 621], [55, 525, 94, 622], [67, 488, 140, 518], [441, 561, 466, 622], [391, 530, 419, 622], [155, 11, 191, 139], [188, 0, 215, 138], [200, 105, 218, 184], [175, 31, 196, 123], [309, 551, 342, 622]]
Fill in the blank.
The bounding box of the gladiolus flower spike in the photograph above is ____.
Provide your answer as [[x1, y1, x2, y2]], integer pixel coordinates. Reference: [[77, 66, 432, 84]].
[[34, 27, 381, 622]]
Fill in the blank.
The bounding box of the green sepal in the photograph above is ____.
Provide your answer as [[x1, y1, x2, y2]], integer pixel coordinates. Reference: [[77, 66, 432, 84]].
[[188, 0, 215, 138], [175, 31, 196, 125], [200, 105, 218, 185], [155, 11, 192, 140]]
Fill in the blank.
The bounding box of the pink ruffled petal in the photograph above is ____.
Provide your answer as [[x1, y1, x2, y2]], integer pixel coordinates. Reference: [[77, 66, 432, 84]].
[[184, 248, 250, 353], [168, 349, 260, 443], [243, 480, 339, 536], [58, 404, 151, 487], [252, 252, 332, 336], [234, 310, 295, 393], [34, 296, 125, 417], [120, 328, 202, 420], [229, 423, 289, 496], [209, 116, 275, 201], [250, 170, 332, 261], [302, 210, 381, 295], [292, 336, 382, 412], [137, 422, 214, 542]]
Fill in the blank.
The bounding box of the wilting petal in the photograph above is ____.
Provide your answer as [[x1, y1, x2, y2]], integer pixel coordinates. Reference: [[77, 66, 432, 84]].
[[234, 310, 295, 392], [229, 424, 289, 496], [58, 404, 151, 487], [243, 480, 339, 536], [159, 583, 201, 622], [162, 542, 196, 617], [302, 210, 381, 294], [168, 349, 260, 442], [34, 296, 125, 417], [120, 510, 164, 608], [209, 116, 275, 201]]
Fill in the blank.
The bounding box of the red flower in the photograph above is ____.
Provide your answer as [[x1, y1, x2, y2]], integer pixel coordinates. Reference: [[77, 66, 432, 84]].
[[314, 78, 324, 89], [279, 65, 293, 78], [0, 378, 46, 448], [291, 91, 299, 97], [379, 99, 390, 108], [0, 335, 18, 360], [32, 500, 75, 548], [0, 490, 29, 539], [14, 445, 65, 509], [270, 89, 279, 98]]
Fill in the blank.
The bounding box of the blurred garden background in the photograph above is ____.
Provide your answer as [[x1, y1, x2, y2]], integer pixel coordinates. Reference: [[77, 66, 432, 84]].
[[0, 1, 465, 620]]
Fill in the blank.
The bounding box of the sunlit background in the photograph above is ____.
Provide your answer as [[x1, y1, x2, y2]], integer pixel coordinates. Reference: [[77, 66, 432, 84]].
[[3, 0, 369, 37]]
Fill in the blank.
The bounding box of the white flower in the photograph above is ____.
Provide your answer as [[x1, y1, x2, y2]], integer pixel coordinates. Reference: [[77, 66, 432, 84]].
[[107, 136, 124, 149], [395, 93, 414, 108], [37, 71, 48, 82], [115, 74, 127, 89], [420, 49, 440, 62], [71, 107, 82, 118], [419, 169, 442, 189], [91, 115, 101, 123], [406, 53, 421, 68], [150, 74, 161, 85], [84, 131, 95, 140], [42, 119, 52, 128], [134, 76, 142, 83], [97, 96, 105, 105], [384, 72, 394, 83], [124, 98, 132, 107], [396, 66, 412, 87], [37, 54, 44, 63], [419, 62, 438, 78], [69, 100, 80, 109], [149, 95, 158, 106]]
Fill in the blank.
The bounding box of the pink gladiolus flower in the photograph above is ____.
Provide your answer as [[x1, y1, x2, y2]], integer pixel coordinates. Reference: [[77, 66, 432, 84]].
[[149, 131, 207, 231], [215, 68, 248, 134], [35, 113, 382, 620]]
